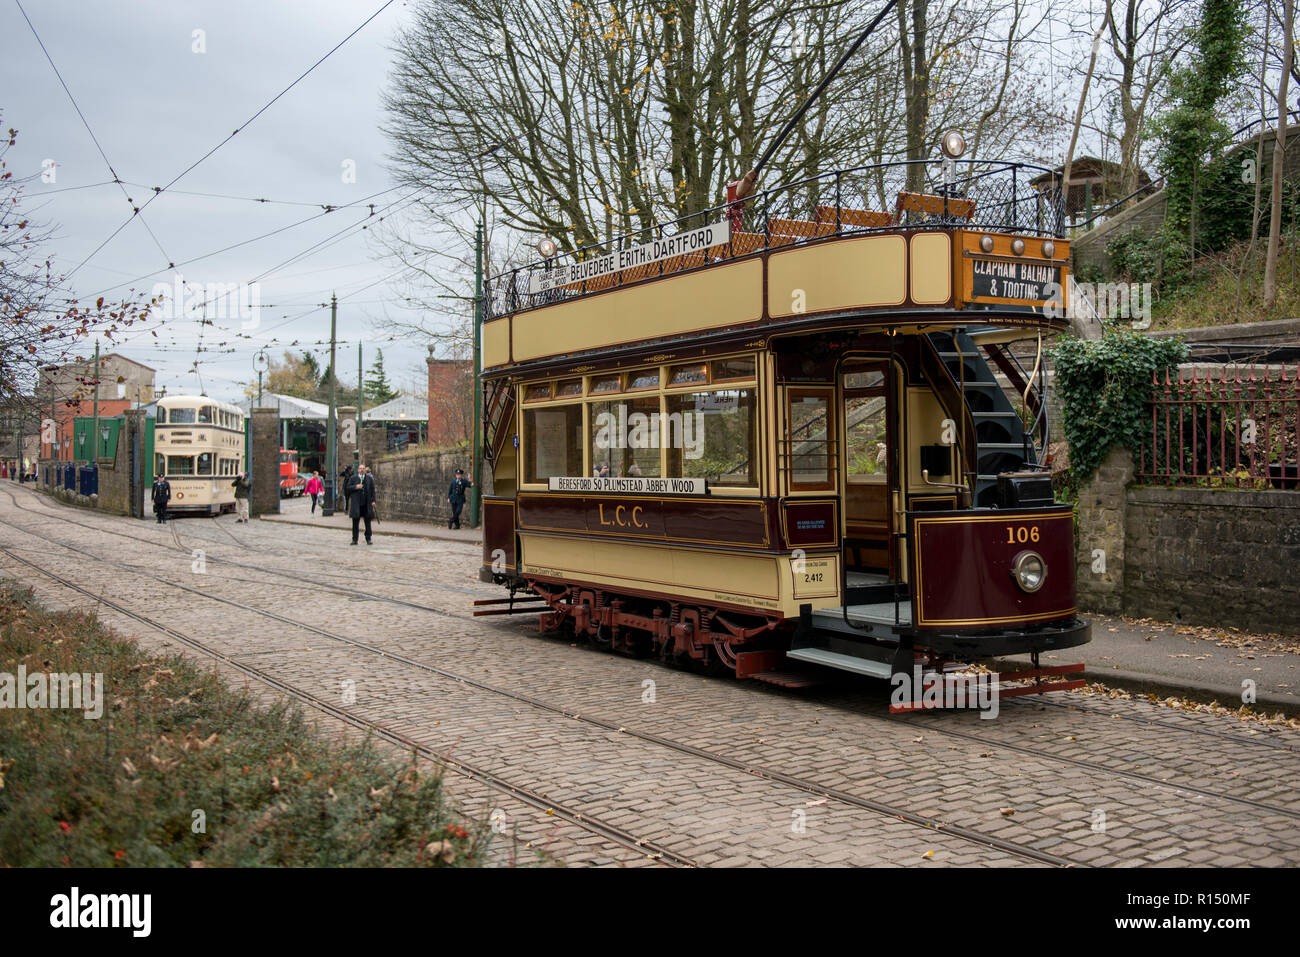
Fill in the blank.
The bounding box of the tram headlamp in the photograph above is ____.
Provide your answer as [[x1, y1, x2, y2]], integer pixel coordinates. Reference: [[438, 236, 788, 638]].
[[979, 234, 995, 253], [940, 130, 967, 159], [1041, 240, 1056, 258], [536, 237, 558, 259], [1011, 551, 1047, 593], [1011, 238, 1026, 256]]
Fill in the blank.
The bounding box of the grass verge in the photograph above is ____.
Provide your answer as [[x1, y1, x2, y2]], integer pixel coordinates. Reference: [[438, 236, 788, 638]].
[[0, 581, 487, 867]]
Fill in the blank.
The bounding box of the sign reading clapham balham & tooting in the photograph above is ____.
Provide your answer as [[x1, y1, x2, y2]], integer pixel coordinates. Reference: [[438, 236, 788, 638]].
[[548, 476, 707, 495], [528, 222, 731, 295], [969, 256, 1061, 303]]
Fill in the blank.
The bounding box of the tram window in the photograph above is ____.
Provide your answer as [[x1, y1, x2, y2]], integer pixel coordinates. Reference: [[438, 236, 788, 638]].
[[845, 395, 889, 479], [590, 374, 622, 394], [170, 408, 196, 424], [523, 383, 552, 402], [665, 390, 756, 486], [668, 363, 707, 386], [523, 405, 583, 483], [589, 396, 662, 477], [199, 406, 214, 424], [197, 453, 213, 475], [711, 357, 756, 381], [555, 379, 583, 398], [157, 408, 166, 424], [156, 453, 165, 476], [167, 455, 195, 475], [627, 370, 659, 391], [788, 392, 834, 488]]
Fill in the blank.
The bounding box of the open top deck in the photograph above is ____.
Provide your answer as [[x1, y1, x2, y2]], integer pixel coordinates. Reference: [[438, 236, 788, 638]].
[[482, 159, 1071, 375]]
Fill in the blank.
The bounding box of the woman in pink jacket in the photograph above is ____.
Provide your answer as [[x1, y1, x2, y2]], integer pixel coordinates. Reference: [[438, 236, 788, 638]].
[[305, 471, 324, 513]]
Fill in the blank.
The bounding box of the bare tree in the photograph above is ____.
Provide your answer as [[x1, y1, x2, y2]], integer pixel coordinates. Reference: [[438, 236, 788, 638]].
[[1264, 0, 1295, 307]]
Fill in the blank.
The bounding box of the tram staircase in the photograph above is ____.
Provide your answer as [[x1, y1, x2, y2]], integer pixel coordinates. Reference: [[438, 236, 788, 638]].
[[926, 329, 1048, 508], [483, 379, 516, 465]]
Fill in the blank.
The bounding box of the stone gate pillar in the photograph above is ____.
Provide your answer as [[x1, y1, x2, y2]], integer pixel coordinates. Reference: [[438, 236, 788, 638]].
[[1074, 446, 1134, 615], [251, 407, 281, 516]]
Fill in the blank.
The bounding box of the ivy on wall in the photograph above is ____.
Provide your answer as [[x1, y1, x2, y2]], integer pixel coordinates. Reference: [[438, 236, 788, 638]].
[[1052, 330, 1189, 482]]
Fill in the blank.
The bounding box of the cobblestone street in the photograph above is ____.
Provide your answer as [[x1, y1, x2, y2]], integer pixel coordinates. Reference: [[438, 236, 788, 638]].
[[2, 483, 1297, 868]]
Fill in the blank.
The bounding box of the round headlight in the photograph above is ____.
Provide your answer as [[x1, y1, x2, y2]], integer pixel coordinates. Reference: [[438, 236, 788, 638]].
[[536, 237, 558, 259], [1011, 551, 1047, 593], [1011, 238, 1026, 256], [979, 234, 995, 253], [1041, 240, 1056, 258]]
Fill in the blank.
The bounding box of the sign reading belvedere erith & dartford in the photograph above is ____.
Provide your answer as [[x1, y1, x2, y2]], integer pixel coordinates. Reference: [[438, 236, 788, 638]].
[[528, 222, 731, 294], [548, 476, 707, 495], [969, 256, 1062, 302]]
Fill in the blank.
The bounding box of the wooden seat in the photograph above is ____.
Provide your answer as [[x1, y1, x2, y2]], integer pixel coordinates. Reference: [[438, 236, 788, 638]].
[[814, 205, 894, 228], [894, 191, 976, 221], [768, 218, 836, 241]]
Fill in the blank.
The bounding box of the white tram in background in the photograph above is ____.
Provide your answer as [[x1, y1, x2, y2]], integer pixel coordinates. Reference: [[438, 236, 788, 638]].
[[154, 395, 247, 515]]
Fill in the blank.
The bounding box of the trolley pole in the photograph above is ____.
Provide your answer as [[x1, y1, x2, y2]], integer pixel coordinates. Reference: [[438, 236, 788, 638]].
[[470, 220, 483, 528], [323, 293, 338, 516]]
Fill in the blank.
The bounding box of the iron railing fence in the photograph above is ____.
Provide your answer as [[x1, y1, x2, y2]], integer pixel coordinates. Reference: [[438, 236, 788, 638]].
[[485, 159, 1065, 320], [1138, 364, 1300, 489]]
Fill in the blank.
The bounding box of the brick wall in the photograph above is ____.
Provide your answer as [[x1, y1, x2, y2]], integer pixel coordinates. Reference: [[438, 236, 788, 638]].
[[426, 358, 472, 448], [370, 447, 472, 525], [1076, 447, 1300, 634]]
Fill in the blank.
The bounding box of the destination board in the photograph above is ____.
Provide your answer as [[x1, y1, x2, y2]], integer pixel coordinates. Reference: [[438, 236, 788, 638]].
[[968, 256, 1062, 303], [547, 476, 707, 495], [528, 222, 730, 294]]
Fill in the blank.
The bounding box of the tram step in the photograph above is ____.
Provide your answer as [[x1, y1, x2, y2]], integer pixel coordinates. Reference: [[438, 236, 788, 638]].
[[785, 647, 894, 679]]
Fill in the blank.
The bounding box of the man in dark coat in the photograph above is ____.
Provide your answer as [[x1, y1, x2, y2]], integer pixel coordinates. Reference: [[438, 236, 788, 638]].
[[447, 468, 472, 529], [348, 464, 376, 545], [151, 475, 171, 524]]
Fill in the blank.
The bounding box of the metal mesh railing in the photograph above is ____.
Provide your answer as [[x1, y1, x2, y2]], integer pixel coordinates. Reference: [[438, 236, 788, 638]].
[[485, 159, 1065, 320]]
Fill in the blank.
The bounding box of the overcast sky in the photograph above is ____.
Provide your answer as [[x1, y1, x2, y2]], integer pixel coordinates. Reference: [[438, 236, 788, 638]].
[[2, 0, 438, 404]]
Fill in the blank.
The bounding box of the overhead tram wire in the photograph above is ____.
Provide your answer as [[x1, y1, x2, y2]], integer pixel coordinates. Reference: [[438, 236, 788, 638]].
[[14, 0, 174, 267], [63, 0, 402, 282]]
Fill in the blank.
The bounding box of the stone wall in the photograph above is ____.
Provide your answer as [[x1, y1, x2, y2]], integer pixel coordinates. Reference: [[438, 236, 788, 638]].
[[1076, 446, 1300, 634], [370, 446, 472, 525], [1123, 486, 1300, 635]]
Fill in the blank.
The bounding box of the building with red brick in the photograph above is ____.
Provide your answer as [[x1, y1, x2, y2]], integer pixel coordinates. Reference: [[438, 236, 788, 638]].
[[425, 350, 473, 449], [38, 354, 155, 462]]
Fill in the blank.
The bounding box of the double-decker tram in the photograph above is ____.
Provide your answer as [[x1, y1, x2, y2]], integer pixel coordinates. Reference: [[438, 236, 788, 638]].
[[154, 395, 247, 515], [477, 149, 1090, 708]]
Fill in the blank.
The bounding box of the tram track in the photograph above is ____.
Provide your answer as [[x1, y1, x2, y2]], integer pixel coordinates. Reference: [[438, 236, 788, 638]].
[[4, 487, 1298, 812], [0, 508, 1085, 867], [0, 543, 695, 867]]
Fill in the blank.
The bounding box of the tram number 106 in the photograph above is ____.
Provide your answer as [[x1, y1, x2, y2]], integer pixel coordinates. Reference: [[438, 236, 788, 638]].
[[1005, 525, 1040, 544]]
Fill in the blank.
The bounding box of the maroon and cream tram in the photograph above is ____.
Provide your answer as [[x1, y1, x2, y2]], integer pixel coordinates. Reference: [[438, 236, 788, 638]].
[[476, 155, 1089, 707]]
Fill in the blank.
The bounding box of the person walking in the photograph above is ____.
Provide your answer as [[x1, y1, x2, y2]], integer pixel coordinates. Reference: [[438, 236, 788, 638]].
[[232, 471, 251, 523], [348, 464, 376, 545], [339, 463, 354, 515], [151, 474, 171, 524], [305, 470, 324, 513], [447, 467, 472, 530]]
